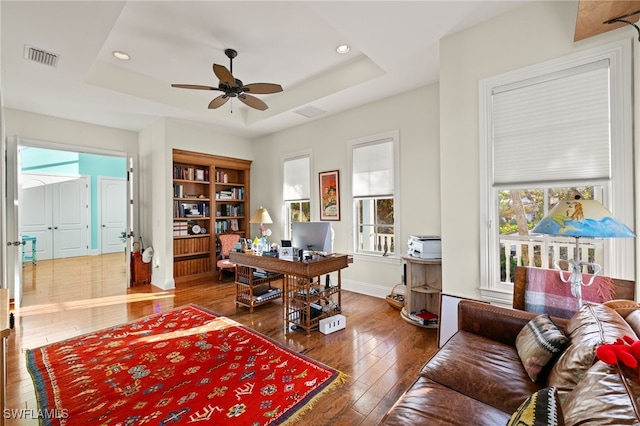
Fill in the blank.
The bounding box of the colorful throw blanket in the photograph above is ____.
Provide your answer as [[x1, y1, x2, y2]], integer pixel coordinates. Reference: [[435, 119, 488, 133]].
[[524, 267, 614, 318]]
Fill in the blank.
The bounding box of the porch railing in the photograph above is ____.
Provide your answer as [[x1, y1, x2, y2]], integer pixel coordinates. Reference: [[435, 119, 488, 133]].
[[499, 234, 604, 284]]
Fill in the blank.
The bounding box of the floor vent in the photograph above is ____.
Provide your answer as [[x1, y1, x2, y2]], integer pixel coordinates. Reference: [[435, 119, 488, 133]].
[[24, 45, 59, 67]]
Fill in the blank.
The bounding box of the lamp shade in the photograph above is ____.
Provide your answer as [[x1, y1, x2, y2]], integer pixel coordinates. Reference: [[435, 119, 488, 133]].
[[249, 207, 273, 224], [532, 198, 635, 238]]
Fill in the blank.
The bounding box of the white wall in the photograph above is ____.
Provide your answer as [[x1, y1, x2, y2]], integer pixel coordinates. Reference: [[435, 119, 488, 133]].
[[254, 84, 441, 296], [4, 108, 137, 152], [439, 0, 639, 300]]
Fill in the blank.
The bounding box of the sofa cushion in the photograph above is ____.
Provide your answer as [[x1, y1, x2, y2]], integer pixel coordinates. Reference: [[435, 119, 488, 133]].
[[626, 310, 640, 337], [380, 376, 511, 426], [420, 330, 544, 414], [507, 386, 564, 426], [516, 314, 569, 382], [548, 303, 637, 403], [562, 361, 640, 425]]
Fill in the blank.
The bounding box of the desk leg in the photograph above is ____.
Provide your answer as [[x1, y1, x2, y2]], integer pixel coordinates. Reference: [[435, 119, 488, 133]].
[[284, 275, 291, 334], [337, 269, 342, 309]]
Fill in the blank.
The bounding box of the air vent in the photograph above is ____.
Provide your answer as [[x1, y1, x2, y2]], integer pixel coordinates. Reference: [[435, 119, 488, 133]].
[[294, 105, 327, 118], [24, 45, 59, 67]]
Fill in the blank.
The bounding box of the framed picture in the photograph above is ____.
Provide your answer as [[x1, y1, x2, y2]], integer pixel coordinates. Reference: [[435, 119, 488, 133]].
[[319, 170, 340, 221]]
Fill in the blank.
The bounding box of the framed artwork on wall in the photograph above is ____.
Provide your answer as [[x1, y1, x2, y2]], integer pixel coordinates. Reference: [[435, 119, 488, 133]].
[[319, 170, 340, 221]]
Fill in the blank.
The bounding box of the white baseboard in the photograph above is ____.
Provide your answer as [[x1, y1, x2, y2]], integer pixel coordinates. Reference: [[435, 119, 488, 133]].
[[342, 278, 389, 299]]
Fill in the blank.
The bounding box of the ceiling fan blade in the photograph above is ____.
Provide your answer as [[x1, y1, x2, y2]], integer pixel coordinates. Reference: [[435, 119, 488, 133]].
[[171, 84, 220, 91], [213, 64, 235, 87], [242, 83, 283, 94], [238, 93, 268, 111], [208, 95, 229, 109]]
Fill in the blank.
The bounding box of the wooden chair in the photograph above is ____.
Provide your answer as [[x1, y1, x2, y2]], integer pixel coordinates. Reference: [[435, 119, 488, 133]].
[[217, 234, 240, 280]]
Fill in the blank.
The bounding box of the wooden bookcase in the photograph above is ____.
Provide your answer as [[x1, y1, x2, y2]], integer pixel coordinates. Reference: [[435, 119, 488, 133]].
[[400, 256, 442, 329], [172, 149, 251, 283]]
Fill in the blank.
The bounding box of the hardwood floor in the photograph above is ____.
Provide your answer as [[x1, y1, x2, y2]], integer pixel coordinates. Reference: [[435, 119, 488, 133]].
[[7, 253, 438, 425]]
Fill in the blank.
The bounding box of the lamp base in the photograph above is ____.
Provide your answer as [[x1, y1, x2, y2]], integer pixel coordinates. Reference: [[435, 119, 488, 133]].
[[553, 258, 601, 307]]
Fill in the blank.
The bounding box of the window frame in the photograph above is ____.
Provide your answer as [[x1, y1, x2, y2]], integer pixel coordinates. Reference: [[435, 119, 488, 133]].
[[478, 39, 633, 304], [348, 130, 400, 262], [282, 150, 312, 240]]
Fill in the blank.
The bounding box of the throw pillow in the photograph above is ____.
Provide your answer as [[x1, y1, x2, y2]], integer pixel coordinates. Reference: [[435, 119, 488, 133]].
[[507, 386, 564, 426], [516, 314, 569, 382]]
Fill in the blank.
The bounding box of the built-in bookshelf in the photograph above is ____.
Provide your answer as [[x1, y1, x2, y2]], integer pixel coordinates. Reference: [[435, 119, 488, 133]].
[[172, 149, 251, 283]]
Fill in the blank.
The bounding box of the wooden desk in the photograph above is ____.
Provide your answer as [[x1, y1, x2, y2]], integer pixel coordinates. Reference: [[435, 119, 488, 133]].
[[230, 252, 352, 335]]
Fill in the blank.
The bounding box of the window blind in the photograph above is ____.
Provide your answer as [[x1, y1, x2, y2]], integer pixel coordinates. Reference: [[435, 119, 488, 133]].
[[283, 156, 310, 201], [352, 138, 394, 197], [492, 59, 611, 186]]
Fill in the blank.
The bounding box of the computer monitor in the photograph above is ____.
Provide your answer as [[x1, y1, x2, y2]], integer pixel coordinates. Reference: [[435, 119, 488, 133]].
[[291, 222, 333, 254]]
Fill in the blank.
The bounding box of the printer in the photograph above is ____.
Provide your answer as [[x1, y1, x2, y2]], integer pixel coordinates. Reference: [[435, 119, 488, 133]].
[[408, 235, 441, 259]]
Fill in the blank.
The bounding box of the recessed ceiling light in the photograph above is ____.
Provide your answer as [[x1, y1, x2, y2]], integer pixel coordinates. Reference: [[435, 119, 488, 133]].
[[112, 51, 130, 61], [336, 44, 350, 54]]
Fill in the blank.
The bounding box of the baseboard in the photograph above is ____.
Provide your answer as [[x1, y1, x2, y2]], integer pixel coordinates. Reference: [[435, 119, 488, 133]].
[[342, 278, 388, 299]]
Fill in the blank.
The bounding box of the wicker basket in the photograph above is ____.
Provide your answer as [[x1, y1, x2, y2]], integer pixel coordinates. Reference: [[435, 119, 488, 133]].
[[386, 284, 405, 310]]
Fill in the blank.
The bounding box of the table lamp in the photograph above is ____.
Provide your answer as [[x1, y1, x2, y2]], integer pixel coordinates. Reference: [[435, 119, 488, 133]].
[[531, 193, 635, 306], [250, 207, 273, 249]]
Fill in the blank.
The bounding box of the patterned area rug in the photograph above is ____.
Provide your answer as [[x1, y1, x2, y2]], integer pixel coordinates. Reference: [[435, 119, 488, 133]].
[[26, 305, 345, 425]]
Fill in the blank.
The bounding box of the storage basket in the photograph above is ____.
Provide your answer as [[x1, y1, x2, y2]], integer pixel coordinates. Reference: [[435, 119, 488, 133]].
[[386, 283, 405, 310]]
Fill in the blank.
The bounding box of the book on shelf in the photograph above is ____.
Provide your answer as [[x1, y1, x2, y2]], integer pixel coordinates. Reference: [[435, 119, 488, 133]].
[[173, 222, 188, 236], [409, 309, 439, 326], [173, 165, 209, 182]]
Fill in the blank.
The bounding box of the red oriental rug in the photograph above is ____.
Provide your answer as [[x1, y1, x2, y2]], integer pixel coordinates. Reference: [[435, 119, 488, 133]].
[[26, 305, 345, 425]]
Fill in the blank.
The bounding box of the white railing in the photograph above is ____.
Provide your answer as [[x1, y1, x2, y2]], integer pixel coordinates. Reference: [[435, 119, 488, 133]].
[[500, 234, 604, 284]]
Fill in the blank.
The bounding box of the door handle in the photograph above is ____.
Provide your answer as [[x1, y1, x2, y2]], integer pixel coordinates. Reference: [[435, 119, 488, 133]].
[[48, 227, 52, 230], [102, 225, 106, 227], [54, 227, 58, 230], [6, 241, 25, 246]]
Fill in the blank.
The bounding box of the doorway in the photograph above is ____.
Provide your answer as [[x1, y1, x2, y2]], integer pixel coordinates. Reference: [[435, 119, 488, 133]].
[[15, 143, 130, 307]]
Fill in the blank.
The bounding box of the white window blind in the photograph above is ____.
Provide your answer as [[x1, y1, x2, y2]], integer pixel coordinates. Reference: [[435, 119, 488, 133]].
[[493, 60, 611, 186], [283, 156, 310, 201], [352, 139, 394, 197]]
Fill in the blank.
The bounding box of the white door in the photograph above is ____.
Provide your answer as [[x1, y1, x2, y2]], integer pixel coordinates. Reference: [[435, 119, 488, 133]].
[[126, 154, 139, 287], [100, 177, 126, 254], [6, 136, 22, 305], [53, 177, 89, 259], [20, 175, 53, 261]]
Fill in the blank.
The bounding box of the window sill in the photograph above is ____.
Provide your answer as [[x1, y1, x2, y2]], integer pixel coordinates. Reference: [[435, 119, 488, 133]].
[[352, 252, 402, 265]]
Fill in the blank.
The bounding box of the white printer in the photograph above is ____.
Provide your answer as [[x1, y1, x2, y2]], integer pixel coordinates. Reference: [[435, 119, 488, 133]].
[[408, 235, 441, 259]]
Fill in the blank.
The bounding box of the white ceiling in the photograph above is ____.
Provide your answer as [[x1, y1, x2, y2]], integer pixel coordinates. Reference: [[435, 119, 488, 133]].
[[1, 1, 529, 139]]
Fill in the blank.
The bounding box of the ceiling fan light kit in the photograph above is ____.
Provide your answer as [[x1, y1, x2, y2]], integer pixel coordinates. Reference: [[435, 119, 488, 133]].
[[171, 48, 283, 111]]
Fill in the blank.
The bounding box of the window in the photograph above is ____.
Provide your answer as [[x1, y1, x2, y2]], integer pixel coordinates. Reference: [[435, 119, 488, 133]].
[[479, 40, 633, 302], [283, 153, 311, 239], [349, 131, 399, 257]]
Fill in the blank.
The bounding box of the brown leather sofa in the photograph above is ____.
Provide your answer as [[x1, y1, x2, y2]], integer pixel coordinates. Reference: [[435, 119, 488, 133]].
[[380, 299, 640, 425]]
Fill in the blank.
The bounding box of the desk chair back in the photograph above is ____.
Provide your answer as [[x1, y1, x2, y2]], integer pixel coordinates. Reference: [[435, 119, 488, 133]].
[[217, 234, 241, 280]]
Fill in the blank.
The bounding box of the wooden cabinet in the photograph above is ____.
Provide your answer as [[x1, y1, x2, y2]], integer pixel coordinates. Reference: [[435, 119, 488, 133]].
[[400, 256, 442, 329], [172, 149, 251, 282]]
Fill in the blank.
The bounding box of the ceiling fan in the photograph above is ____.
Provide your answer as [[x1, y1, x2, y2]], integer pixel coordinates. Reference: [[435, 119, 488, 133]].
[[171, 48, 283, 111]]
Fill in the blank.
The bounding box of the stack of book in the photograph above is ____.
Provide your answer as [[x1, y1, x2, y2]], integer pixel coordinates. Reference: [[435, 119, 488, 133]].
[[173, 222, 188, 236], [409, 309, 439, 326]]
